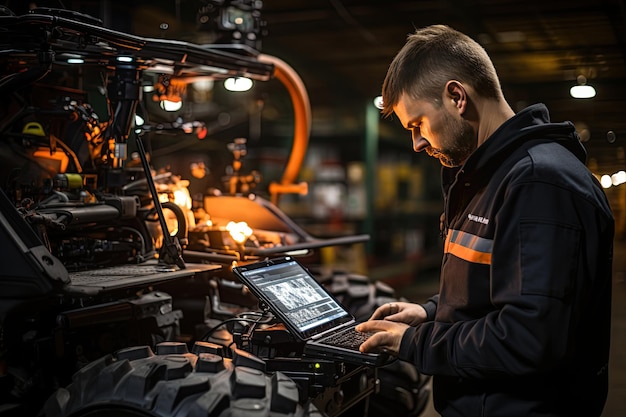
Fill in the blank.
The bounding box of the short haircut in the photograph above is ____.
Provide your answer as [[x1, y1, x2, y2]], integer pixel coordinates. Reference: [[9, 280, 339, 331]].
[[381, 25, 502, 117]]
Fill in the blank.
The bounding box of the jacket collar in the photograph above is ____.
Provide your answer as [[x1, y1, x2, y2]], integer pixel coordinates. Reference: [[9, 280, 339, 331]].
[[445, 103, 586, 180]]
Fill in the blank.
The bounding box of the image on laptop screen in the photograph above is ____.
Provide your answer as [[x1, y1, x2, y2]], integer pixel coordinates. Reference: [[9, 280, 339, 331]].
[[238, 259, 351, 335]]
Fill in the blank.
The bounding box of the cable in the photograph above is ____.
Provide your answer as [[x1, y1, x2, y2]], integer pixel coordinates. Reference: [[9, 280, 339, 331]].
[[201, 312, 273, 342]]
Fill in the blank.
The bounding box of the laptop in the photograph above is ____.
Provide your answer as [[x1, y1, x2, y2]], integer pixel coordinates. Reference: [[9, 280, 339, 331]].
[[232, 256, 388, 367], [0, 188, 220, 297]]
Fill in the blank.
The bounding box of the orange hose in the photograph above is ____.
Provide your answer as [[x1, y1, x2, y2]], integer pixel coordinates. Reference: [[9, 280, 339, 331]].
[[258, 54, 311, 204]]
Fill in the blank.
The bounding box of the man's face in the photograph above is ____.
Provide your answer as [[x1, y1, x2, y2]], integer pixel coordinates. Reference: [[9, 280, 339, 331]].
[[393, 93, 477, 167]]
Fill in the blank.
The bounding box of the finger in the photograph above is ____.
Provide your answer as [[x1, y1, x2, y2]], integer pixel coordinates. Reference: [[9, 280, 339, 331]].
[[383, 312, 404, 322], [356, 319, 394, 333], [356, 320, 378, 333], [384, 311, 416, 324], [370, 302, 399, 320], [385, 306, 427, 326], [360, 331, 401, 355], [369, 304, 389, 320], [359, 332, 388, 353]]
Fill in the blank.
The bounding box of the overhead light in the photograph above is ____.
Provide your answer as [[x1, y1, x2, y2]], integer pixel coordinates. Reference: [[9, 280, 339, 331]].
[[373, 95, 384, 109], [224, 77, 253, 92], [160, 100, 183, 112], [152, 75, 186, 112], [570, 84, 596, 99], [570, 75, 596, 99], [612, 171, 626, 186], [63, 54, 84, 64]]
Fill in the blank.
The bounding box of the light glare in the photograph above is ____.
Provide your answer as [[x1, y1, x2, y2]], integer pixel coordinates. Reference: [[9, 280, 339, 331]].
[[224, 77, 253, 92], [612, 171, 626, 186], [373, 96, 384, 109], [160, 100, 183, 112], [570, 84, 596, 99], [226, 221, 253, 244], [600, 175, 612, 188]]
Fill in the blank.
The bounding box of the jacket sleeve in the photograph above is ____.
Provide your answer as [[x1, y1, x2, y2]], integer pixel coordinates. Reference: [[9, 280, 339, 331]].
[[420, 294, 439, 321], [398, 178, 612, 379]]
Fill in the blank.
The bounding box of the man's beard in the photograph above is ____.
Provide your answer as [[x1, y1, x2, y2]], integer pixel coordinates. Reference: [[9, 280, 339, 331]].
[[427, 112, 476, 168]]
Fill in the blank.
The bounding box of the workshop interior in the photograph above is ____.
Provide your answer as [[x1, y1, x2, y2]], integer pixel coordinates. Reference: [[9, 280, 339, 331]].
[[1, 1, 626, 416]]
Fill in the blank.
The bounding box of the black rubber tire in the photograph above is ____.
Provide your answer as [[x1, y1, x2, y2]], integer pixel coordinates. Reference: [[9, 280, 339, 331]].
[[43, 341, 320, 417], [310, 269, 398, 321], [369, 360, 431, 416]]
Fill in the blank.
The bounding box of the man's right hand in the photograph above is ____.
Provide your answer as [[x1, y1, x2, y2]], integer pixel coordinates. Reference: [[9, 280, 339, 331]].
[[369, 301, 428, 326], [355, 320, 409, 355]]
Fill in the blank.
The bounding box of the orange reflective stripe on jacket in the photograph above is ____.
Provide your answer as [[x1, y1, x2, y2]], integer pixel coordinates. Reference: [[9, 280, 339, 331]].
[[444, 229, 493, 265]]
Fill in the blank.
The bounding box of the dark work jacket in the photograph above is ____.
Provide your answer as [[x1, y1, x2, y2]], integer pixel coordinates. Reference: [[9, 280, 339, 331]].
[[398, 104, 614, 417]]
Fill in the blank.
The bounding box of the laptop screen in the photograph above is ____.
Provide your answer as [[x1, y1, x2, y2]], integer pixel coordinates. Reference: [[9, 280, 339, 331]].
[[234, 257, 353, 339]]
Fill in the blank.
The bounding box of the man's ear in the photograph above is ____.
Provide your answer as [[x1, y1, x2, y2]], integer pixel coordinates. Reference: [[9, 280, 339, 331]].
[[445, 80, 467, 114]]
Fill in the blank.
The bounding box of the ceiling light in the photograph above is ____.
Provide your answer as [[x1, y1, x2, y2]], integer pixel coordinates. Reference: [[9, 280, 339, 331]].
[[224, 77, 253, 92], [160, 100, 183, 112], [612, 171, 626, 186], [373, 95, 384, 109], [63, 53, 84, 64], [570, 75, 596, 99]]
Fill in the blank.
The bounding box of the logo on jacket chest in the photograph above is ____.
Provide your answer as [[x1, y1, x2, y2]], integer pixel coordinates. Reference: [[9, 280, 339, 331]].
[[468, 213, 489, 225]]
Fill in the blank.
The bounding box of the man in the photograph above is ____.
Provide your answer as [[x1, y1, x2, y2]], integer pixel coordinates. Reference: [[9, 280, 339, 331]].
[[356, 25, 614, 417]]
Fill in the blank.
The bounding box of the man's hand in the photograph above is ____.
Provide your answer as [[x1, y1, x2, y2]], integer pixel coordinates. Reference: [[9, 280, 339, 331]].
[[369, 301, 428, 326], [356, 320, 410, 355]]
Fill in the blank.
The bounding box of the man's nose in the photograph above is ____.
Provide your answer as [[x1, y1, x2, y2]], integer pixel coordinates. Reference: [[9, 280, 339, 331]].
[[412, 131, 430, 152]]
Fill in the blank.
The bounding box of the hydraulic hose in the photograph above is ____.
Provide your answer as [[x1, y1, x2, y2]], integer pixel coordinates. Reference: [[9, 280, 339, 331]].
[[258, 54, 311, 205]]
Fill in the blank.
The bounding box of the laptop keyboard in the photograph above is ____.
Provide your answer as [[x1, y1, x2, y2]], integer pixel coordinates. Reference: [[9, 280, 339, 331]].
[[322, 327, 374, 350]]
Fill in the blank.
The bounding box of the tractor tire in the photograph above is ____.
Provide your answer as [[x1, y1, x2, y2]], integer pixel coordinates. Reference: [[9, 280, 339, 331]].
[[43, 341, 320, 417], [311, 269, 399, 321], [369, 359, 431, 416]]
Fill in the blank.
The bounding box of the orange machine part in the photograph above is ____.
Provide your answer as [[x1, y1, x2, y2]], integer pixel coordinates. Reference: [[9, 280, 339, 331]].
[[258, 54, 312, 205]]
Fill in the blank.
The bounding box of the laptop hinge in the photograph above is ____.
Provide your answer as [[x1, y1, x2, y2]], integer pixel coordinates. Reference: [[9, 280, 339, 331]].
[[309, 319, 355, 340]]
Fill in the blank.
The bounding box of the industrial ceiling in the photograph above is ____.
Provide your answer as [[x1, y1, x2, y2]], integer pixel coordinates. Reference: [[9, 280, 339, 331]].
[[13, 0, 626, 175], [256, 0, 626, 176]]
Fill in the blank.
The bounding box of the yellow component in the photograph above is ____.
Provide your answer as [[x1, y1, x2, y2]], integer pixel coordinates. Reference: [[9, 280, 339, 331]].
[[22, 122, 46, 137], [64, 173, 83, 189]]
